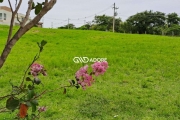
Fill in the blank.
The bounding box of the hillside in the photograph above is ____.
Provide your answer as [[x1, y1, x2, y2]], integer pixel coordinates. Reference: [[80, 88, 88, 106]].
[[0, 25, 180, 119]]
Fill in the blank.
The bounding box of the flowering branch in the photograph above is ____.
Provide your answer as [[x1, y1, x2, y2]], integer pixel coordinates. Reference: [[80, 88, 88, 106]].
[[0, 40, 108, 119], [20, 40, 46, 88]]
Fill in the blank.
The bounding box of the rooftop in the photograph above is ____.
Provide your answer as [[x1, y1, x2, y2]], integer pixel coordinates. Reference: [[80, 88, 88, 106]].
[[0, 6, 11, 12]]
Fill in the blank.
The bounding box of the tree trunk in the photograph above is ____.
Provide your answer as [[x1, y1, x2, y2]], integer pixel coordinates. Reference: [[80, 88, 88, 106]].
[[0, 0, 57, 68]]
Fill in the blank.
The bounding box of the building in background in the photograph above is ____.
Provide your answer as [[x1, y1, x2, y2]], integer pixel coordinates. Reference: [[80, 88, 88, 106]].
[[0, 6, 43, 27], [0, 6, 12, 25]]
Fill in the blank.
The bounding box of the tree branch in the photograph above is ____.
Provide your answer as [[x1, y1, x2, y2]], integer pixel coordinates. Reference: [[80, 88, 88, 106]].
[[16, 13, 21, 24], [0, 0, 57, 69], [21, 0, 33, 27], [45, 0, 48, 5], [7, 0, 22, 44], [20, 50, 40, 88], [8, 0, 13, 13]]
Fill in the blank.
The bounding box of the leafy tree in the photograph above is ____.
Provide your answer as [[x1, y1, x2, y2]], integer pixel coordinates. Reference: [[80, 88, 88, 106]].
[[82, 21, 92, 30], [66, 23, 75, 29], [167, 13, 180, 27], [120, 22, 133, 33], [166, 24, 180, 36], [92, 14, 122, 32], [58, 23, 75, 29], [125, 10, 166, 34]]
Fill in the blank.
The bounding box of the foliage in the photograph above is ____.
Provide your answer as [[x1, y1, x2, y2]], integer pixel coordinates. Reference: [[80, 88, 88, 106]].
[[125, 10, 166, 34], [32, 2, 45, 15], [78, 14, 121, 32], [58, 23, 75, 29], [167, 13, 180, 27], [121, 10, 180, 35], [166, 24, 180, 36], [78, 22, 92, 30], [92, 14, 121, 32]]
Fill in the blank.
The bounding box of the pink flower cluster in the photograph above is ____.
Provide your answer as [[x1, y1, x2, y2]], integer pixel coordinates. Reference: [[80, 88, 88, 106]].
[[75, 65, 94, 90], [91, 61, 108, 76], [30, 63, 47, 77], [75, 61, 108, 90]]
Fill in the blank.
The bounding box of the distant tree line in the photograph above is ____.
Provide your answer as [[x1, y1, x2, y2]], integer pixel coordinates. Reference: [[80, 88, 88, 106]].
[[58, 10, 180, 36]]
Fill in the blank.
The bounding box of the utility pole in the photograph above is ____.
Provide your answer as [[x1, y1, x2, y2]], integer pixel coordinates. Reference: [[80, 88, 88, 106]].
[[113, 3, 118, 33]]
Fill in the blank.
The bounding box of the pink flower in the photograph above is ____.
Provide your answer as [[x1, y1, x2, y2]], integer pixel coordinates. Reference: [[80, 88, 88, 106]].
[[30, 63, 47, 77], [75, 65, 95, 90], [38, 106, 46, 112], [31, 63, 43, 72], [75, 61, 108, 90], [83, 74, 93, 86], [91, 61, 108, 76], [75, 65, 88, 79], [77, 73, 94, 90]]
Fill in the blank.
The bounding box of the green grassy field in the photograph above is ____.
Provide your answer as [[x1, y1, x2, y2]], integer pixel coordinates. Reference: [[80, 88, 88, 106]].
[[0, 25, 180, 120]]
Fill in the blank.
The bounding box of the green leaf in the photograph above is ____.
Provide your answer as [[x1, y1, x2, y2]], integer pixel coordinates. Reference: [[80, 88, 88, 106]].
[[26, 77, 32, 81], [31, 102, 37, 112], [37, 40, 47, 52], [28, 72, 31, 75], [31, 99, 38, 112], [27, 89, 35, 100], [6, 97, 19, 110], [41, 40, 47, 47], [26, 101, 31, 107], [31, 2, 35, 9], [0, 0, 3, 3], [71, 80, 75, 85], [37, 42, 41, 48], [75, 85, 80, 89], [31, 99, 38, 105], [28, 84, 33, 90], [35, 4, 42, 15]]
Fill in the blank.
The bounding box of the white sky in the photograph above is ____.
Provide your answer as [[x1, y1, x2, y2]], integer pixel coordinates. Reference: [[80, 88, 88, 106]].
[[1, 0, 180, 28]]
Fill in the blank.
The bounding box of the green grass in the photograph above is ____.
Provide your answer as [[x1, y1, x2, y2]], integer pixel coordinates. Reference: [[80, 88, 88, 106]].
[[0, 25, 180, 119]]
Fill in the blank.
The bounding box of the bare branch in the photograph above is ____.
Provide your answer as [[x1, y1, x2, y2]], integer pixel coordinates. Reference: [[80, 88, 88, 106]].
[[8, 0, 13, 12], [0, 0, 57, 68], [15, 0, 17, 8], [7, 0, 22, 43], [16, 13, 21, 24], [14, 0, 22, 16], [21, 0, 33, 27]]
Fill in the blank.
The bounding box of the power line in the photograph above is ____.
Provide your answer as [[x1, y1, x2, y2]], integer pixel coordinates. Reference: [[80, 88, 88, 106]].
[[30, 3, 116, 28]]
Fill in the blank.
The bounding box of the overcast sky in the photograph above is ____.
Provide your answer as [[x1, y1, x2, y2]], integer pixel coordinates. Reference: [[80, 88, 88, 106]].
[[1, 0, 180, 28]]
